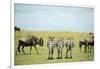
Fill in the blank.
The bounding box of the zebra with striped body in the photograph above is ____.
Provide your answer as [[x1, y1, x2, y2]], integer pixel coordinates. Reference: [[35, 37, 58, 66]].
[[56, 39, 64, 59], [65, 37, 74, 59], [47, 37, 57, 59]]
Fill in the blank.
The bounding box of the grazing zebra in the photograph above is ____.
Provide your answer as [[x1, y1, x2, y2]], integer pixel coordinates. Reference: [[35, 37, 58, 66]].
[[65, 37, 74, 59], [56, 38, 64, 59], [47, 36, 57, 59]]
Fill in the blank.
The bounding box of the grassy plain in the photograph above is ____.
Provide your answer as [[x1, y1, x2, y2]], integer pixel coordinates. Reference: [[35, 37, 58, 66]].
[[14, 31, 94, 65]]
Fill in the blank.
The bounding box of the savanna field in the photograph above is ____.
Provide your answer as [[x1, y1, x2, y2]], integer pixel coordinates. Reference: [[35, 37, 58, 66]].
[[14, 31, 94, 65]]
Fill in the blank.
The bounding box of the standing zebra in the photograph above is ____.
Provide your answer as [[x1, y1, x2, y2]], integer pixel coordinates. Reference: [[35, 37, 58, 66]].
[[47, 36, 57, 59], [56, 38, 64, 59], [65, 37, 74, 59]]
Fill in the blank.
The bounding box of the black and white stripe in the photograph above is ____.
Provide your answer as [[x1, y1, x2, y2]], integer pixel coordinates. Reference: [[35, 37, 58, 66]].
[[65, 38, 74, 59], [56, 40, 64, 59], [65, 39, 74, 49], [47, 38, 58, 59]]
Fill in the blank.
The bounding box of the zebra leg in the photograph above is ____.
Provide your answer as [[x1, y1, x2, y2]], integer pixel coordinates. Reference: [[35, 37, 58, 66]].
[[34, 46, 39, 55], [65, 47, 67, 58], [70, 50, 72, 59], [22, 46, 25, 55], [61, 49, 62, 59], [30, 46, 32, 55], [52, 48, 54, 59], [51, 48, 53, 59], [65, 49, 69, 58], [48, 49, 51, 59], [57, 49, 60, 59], [59, 48, 62, 59]]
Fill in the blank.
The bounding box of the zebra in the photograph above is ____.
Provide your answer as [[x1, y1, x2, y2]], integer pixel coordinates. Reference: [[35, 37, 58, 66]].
[[47, 36, 57, 59], [56, 38, 64, 59], [65, 37, 74, 59]]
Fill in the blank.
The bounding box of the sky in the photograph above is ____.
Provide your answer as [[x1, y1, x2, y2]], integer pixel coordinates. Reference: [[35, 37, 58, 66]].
[[15, 4, 94, 32]]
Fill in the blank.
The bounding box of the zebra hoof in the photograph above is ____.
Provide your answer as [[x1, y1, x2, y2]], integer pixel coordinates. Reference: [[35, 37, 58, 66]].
[[48, 58, 53, 60], [70, 57, 72, 59], [65, 56, 69, 59], [48, 58, 50, 59], [56, 57, 60, 59]]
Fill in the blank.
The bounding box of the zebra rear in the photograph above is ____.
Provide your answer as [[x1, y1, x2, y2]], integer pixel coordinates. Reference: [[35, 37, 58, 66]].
[[65, 37, 74, 59]]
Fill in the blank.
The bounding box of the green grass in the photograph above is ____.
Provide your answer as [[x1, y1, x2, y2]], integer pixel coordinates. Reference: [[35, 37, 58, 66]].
[[14, 31, 94, 65]]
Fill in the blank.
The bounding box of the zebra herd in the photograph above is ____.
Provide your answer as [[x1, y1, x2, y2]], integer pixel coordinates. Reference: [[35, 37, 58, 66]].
[[47, 36, 74, 59], [47, 36, 94, 60]]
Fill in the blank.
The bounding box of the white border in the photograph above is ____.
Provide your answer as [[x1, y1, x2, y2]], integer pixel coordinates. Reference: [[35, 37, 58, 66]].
[[11, 0, 96, 69]]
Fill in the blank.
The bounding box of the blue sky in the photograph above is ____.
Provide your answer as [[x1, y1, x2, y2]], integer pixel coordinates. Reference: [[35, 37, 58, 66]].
[[15, 4, 94, 32]]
